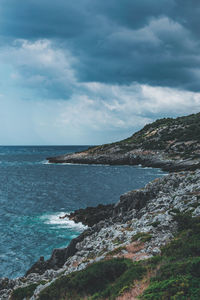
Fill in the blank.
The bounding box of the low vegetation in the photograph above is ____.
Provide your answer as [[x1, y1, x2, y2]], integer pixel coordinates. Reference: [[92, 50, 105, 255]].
[[87, 112, 200, 156], [38, 258, 146, 300], [131, 232, 152, 243], [141, 213, 200, 299], [11, 212, 200, 300], [106, 246, 127, 256], [11, 283, 39, 300]]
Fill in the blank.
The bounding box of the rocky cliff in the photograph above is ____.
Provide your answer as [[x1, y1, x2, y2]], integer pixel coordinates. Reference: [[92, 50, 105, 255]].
[[48, 112, 200, 171], [1, 169, 200, 299]]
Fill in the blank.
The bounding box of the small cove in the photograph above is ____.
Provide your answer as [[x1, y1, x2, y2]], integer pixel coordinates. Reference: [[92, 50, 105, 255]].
[[0, 146, 166, 278]]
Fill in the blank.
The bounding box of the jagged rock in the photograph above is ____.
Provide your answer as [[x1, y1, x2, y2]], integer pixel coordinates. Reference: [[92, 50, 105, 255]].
[[0, 278, 15, 291], [2, 169, 200, 299], [69, 204, 114, 227], [26, 228, 94, 276]]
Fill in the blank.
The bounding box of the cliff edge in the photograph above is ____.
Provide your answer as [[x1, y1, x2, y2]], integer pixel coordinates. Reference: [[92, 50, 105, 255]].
[[47, 112, 200, 172]]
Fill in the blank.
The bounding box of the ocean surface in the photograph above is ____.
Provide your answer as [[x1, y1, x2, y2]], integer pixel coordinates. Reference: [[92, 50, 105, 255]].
[[0, 146, 166, 278]]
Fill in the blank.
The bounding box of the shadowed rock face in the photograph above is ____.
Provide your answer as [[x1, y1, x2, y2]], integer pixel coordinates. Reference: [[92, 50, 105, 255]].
[[68, 204, 114, 227], [25, 228, 93, 276], [25, 183, 159, 275], [48, 151, 200, 172], [47, 112, 200, 172], [114, 190, 157, 216]]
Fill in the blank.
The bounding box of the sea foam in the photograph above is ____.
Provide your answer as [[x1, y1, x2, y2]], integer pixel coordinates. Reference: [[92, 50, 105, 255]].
[[40, 212, 88, 231]]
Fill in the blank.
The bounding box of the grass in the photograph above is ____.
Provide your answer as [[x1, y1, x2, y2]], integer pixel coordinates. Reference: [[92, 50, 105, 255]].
[[106, 246, 127, 256], [37, 258, 146, 300], [131, 232, 152, 243], [140, 213, 200, 299], [150, 221, 161, 228], [100, 112, 200, 153], [11, 283, 40, 300]]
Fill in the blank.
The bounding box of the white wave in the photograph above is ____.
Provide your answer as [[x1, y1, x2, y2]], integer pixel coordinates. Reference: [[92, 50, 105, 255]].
[[160, 173, 168, 176], [41, 160, 50, 165], [143, 166, 153, 169], [46, 162, 110, 166], [40, 212, 88, 231]]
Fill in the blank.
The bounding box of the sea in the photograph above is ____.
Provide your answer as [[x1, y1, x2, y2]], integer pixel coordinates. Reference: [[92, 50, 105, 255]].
[[0, 146, 166, 278]]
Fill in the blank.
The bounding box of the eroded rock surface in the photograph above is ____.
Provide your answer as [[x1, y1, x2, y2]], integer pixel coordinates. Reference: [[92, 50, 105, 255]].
[[2, 170, 200, 299]]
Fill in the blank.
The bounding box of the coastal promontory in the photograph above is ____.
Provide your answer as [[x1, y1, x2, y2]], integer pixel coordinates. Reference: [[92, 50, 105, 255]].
[[48, 112, 200, 172]]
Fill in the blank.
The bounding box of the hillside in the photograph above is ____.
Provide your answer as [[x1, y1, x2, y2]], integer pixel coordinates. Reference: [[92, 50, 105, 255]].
[[48, 112, 200, 171]]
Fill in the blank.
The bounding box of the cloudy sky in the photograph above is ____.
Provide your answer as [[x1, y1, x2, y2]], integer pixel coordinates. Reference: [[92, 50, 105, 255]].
[[0, 0, 200, 145]]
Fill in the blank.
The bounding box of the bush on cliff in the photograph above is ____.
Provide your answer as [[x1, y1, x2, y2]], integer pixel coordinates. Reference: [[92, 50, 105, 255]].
[[38, 258, 146, 300], [141, 213, 200, 299], [11, 283, 38, 300]]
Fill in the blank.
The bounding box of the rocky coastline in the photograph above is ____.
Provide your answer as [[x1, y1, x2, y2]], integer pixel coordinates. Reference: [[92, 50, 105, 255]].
[[47, 113, 200, 172], [47, 150, 200, 172], [1, 169, 200, 299], [1, 113, 200, 299]]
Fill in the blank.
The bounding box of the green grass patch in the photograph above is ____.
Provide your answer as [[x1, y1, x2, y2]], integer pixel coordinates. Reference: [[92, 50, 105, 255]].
[[106, 246, 127, 256], [11, 283, 39, 300], [141, 213, 200, 299], [38, 258, 147, 300], [131, 232, 152, 243], [113, 237, 124, 245]]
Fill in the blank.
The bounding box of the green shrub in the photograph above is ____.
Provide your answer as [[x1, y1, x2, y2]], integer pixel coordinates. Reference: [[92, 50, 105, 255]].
[[141, 214, 200, 299], [11, 283, 38, 300], [173, 211, 196, 231], [96, 261, 146, 300], [37, 258, 147, 300], [142, 276, 190, 299], [150, 221, 161, 227], [38, 258, 128, 300]]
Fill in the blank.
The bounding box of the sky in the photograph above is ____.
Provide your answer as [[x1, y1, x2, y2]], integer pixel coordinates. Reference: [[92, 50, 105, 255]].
[[0, 0, 200, 145]]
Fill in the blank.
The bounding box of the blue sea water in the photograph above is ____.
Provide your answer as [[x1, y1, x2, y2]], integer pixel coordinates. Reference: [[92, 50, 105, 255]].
[[0, 146, 166, 278]]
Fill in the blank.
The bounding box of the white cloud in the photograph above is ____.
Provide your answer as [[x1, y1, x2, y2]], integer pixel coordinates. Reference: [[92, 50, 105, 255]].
[[0, 38, 200, 144], [0, 39, 77, 99]]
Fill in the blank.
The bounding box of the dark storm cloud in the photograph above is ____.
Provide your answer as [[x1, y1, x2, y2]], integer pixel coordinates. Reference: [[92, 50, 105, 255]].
[[0, 0, 90, 38], [1, 0, 200, 91]]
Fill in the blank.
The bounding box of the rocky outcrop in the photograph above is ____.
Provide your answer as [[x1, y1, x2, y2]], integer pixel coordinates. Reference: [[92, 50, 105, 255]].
[[25, 228, 94, 276], [2, 170, 200, 299], [22, 170, 200, 278], [47, 113, 200, 172], [68, 204, 114, 227], [47, 151, 200, 172]]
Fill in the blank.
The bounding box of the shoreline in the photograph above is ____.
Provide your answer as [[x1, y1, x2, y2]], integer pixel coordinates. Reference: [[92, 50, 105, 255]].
[[1, 168, 200, 299], [2, 168, 200, 300], [1, 162, 164, 280], [47, 150, 200, 173]]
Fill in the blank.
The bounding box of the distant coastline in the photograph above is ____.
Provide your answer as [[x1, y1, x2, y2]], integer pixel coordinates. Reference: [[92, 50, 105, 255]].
[[47, 113, 200, 172]]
